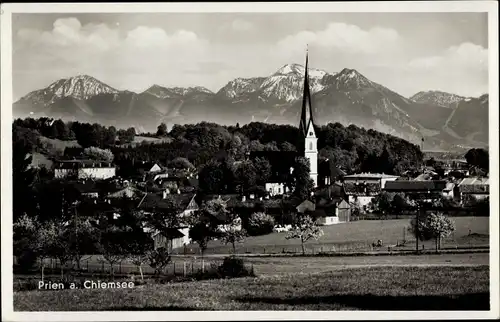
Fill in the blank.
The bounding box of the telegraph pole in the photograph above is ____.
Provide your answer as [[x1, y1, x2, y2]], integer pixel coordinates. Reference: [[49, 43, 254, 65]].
[[416, 202, 420, 254]]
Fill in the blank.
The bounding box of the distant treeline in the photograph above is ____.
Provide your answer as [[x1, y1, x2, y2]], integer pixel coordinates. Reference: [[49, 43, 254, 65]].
[[13, 117, 425, 177]]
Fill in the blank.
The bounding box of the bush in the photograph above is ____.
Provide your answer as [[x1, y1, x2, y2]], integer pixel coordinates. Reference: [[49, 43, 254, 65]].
[[218, 256, 254, 278], [15, 251, 38, 272], [246, 212, 275, 236]]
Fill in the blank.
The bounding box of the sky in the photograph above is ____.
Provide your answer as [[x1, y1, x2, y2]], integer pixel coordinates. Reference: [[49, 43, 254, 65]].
[[12, 12, 489, 100]]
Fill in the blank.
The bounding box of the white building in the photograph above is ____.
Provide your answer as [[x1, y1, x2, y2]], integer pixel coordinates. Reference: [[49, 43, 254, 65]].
[[54, 160, 116, 180], [298, 51, 318, 187], [343, 173, 399, 207], [265, 182, 287, 196]]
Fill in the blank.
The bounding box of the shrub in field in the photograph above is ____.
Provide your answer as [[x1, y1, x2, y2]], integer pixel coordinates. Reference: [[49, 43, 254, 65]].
[[147, 247, 171, 276], [246, 212, 275, 236], [217, 256, 253, 278]]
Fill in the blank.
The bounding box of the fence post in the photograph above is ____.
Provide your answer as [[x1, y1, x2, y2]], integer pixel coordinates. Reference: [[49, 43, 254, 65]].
[[183, 262, 186, 277], [202, 260, 205, 273], [191, 261, 194, 274]]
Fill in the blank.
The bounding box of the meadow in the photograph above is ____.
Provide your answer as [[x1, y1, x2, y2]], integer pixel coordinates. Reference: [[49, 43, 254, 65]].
[[189, 217, 489, 255], [14, 265, 490, 311]]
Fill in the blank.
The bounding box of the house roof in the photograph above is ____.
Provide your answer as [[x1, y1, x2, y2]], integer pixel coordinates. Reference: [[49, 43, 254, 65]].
[[384, 180, 447, 192], [55, 159, 114, 169], [151, 227, 185, 239], [70, 180, 100, 194], [344, 182, 381, 196], [296, 200, 316, 213], [344, 173, 399, 180], [458, 177, 489, 186], [138, 192, 196, 211], [318, 159, 347, 178], [459, 184, 489, 194], [315, 196, 344, 208], [314, 183, 345, 199]]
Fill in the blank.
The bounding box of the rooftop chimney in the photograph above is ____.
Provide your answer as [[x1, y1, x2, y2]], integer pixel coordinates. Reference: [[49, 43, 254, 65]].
[[163, 189, 169, 199], [249, 194, 255, 199], [241, 195, 246, 202]]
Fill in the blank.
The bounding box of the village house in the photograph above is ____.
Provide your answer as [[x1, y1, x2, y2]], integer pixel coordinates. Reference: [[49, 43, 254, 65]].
[[295, 197, 351, 225], [265, 182, 287, 197], [442, 182, 456, 199], [106, 184, 144, 199], [54, 160, 116, 180], [455, 177, 489, 204], [137, 191, 199, 251], [383, 180, 448, 201], [318, 159, 347, 187], [72, 180, 101, 199], [343, 173, 399, 207]]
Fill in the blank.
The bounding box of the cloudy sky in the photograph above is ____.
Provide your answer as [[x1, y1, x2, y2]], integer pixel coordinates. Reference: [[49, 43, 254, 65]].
[[12, 12, 488, 100]]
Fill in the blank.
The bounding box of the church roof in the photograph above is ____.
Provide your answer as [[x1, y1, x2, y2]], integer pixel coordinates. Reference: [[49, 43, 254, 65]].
[[298, 50, 316, 138]]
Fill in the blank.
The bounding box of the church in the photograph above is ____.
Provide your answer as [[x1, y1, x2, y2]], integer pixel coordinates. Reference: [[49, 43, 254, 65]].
[[297, 50, 319, 188], [250, 50, 321, 191]]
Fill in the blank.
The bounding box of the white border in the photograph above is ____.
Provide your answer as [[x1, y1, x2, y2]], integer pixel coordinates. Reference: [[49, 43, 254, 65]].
[[1, 2, 499, 321]]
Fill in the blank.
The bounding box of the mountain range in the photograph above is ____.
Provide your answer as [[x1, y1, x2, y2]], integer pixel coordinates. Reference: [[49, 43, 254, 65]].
[[13, 65, 488, 151]]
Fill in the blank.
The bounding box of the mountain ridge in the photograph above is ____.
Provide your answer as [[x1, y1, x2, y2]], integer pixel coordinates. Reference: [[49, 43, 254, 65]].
[[13, 65, 488, 151]]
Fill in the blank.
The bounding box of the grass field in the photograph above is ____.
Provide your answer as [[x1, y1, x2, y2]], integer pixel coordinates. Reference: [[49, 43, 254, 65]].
[[14, 265, 489, 311], [191, 217, 489, 255]]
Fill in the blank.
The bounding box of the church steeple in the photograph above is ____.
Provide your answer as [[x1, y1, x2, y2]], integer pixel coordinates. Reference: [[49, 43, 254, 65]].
[[297, 46, 318, 188], [299, 47, 315, 137]]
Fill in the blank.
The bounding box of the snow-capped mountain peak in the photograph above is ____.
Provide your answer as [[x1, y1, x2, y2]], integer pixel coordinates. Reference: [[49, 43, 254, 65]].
[[331, 68, 373, 90], [144, 85, 214, 98], [21, 75, 119, 105], [410, 90, 465, 107], [216, 77, 266, 99]]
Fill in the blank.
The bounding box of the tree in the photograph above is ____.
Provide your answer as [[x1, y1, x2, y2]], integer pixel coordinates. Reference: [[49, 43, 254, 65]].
[[157, 123, 168, 137], [13, 214, 40, 271], [12, 125, 37, 222], [233, 160, 257, 194], [246, 212, 275, 236], [350, 199, 362, 220], [66, 209, 99, 270], [147, 247, 171, 277], [169, 157, 195, 170], [189, 199, 226, 258], [253, 157, 272, 185], [280, 141, 297, 152], [35, 221, 65, 282], [117, 127, 136, 144], [44, 221, 73, 279], [82, 146, 114, 162], [372, 191, 396, 217], [408, 212, 455, 251], [52, 119, 71, 140], [292, 157, 314, 201], [465, 148, 489, 171], [199, 160, 225, 194], [285, 213, 323, 255], [219, 213, 247, 254]]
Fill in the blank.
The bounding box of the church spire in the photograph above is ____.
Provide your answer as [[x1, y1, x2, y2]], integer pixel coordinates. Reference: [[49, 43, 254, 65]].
[[299, 46, 314, 137]]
